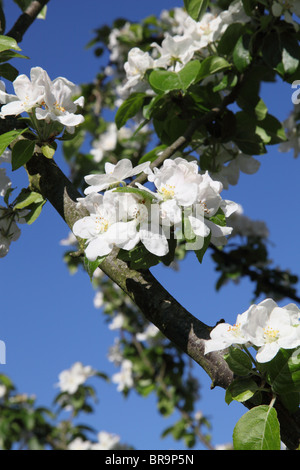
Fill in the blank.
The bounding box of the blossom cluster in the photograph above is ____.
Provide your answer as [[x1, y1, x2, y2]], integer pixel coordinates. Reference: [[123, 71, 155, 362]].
[[118, 1, 249, 98], [0, 67, 84, 135], [67, 431, 125, 451], [204, 298, 300, 363], [72, 157, 238, 261]]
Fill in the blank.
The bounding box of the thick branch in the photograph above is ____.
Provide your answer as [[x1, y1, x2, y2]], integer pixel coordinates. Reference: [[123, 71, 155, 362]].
[[25, 153, 300, 449], [7, 0, 50, 43], [25, 152, 233, 389]]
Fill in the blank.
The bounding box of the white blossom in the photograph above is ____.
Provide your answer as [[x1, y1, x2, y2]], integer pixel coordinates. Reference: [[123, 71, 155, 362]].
[[91, 431, 121, 450], [73, 192, 138, 261], [90, 123, 118, 163], [84, 158, 150, 194], [67, 437, 92, 451], [0, 67, 45, 116], [205, 299, 300, 363], [56, 362, 95, 395], [0, 385, 6, 399], [35, 71, 84, 133], [112, 359, 134, 392], [204, 309, 250, 354], [241, 299, 300, 363]]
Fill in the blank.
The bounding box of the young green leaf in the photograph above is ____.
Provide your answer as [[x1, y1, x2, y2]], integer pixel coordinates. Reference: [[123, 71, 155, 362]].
[[0, 128, 28, 155], [148, 60, 201, 93], [233, 405, 281, 450], [11, 139, 35, 171], [0, 34, 21, 52], [184, 0, 209, 21], [115, 92, 146, 129], [224, 347, 253, 376]]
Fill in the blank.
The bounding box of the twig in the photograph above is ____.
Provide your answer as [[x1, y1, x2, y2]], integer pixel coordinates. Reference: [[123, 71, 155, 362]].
[[7, 0, 50, 43]]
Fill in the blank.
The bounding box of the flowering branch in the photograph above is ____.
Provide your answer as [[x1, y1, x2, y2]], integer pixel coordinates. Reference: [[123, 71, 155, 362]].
[[7, 0, 50, 43]]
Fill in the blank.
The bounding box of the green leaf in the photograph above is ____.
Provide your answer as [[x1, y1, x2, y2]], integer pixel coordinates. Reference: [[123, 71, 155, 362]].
[[233, 405, 281, 450], [0, 35, 21, 52], [224, 347, 253, 376], [138, 144, 167, 164], [280, 32, 300, 76], [0, 128, 28, 155], [24, 200, 46, 225], [14, 189, 44, 210], [233, 35, 252, 72], [194, 233, 211, 263], [113, 186, 156, 202], [0, 63, 19, 81], [115, 92, 146, 129], [184, 0, 209, 21], [148, 60, 201, 93], [217, 23, 246, 55], [263, 348, 300, 394], [195, 56, 231, 82], [11, 139, 35, 171], [84, 256, 106, 280], [226, 376, 258, 402]]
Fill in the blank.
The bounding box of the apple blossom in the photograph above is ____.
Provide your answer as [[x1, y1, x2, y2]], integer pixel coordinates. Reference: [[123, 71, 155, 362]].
[[35, 71, 84, 133], [84, 158, 150, 194], [90, 123, 118, 163], [56, 362, 95, 395], [112, 359, 134, 392], [0, 67, 45, 116], [205, 299, 300, 363], [204, 309, 250, 355], [73, 192, 138, 260], [91, 431, 121, 450], [241, 299, 300, 363]]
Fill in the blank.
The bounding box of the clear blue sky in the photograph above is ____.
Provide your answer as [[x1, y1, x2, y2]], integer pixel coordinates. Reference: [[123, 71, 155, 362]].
[[1, 0, 299, 450]]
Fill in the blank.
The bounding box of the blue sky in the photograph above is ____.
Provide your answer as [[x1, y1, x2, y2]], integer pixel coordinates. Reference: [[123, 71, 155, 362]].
[[1, 0, 299, 450]]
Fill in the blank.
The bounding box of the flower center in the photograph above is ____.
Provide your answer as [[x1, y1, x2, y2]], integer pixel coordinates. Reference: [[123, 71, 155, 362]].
[[228, 323, 241, 337], [263, 326, 280, 343], [160, 184, 175, 200], [94, 215, 109, 234], [53, 101, 66, 113]]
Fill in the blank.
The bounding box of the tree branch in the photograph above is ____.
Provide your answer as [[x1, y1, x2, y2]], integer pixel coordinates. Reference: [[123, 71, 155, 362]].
[[25, 152, 233, 390], [25, 152, 300, 449], [7, 0, 50, 43]]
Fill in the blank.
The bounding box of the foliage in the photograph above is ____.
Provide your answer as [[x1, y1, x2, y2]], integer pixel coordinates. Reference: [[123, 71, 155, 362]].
[[0, 0, 300, 451]]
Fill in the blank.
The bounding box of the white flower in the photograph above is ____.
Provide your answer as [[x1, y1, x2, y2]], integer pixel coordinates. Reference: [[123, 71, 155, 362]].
[[147, 157, 200, 207], [204, 309, 250, 354], [151, 33, 195, 70], [84, 158, 150, 194], [272, 1, 300, 29], [108, 313, 125, 330], [114, 191, 169, 256], [57, 362, 95, 395], [136, 323, 160, 342], [112, 359, 134, 392], [67, 437, 92, 451], [0, 385, 6, 399], [90, 123, 118, 163], [93, 290, 104, 309], [0, 168, 11, 197], [73, 192, 138, 261], [0, 67, 46, 116], [91, 431, 121, 450], [124, 47, 155, 87], [241, 299, 300, 363], [0, 207, 21, 258], [35, 71, 84, 132]]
